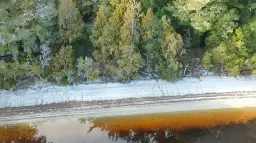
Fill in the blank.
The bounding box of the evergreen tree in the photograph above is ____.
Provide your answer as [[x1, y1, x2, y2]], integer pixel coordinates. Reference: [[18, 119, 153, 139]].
[[0, 61, 30, 89], [93, 2, 122, 76], [95, 3, 123, 76], [74, 0, 96, 17], [238, 0, 256, 24], [167, 0, 239, 49], [91, 4, 111, 49], [243, 18, 256, 52], [91, 4, 112, 73], [141, 8, 161, 73], [52, 45, 74, 84], [0, 0, 58, 60], [0, 0, 37, 59], [1, 0, 256, 89], [159, 16, 184, 81], [118, 43, 144, 80], [34, 0, 59, 45], [117, 0, 144, 80], [205, 9, 239, 49], [76, 57, 100, 81], [203, 17, 256, 76], [58, 0, 85, 43], [203, 28, 249, 76], [250, 54, 256, 75]]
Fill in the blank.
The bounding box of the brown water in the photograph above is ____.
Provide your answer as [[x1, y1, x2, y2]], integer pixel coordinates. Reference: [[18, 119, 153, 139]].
[[1, 107, 256, 143]]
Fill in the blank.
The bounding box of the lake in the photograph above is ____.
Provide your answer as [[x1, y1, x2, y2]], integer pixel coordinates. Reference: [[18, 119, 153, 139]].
[[1, 107, 256, 143]]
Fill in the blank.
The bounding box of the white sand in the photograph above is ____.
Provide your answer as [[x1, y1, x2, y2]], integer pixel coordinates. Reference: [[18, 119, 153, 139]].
[[0, 76, 256, 108], [1, 95, 256, 124]]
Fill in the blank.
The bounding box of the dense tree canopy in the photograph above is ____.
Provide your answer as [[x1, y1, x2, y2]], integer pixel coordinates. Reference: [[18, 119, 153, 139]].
[[0, 0, 255, 89]]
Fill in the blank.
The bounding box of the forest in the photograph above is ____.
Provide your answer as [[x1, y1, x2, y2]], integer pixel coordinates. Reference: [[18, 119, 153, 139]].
[[0, 0, 255, 89]]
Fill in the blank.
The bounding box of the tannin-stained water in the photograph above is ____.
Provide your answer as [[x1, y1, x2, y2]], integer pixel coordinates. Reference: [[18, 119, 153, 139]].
[[1, 107, 256, 143]]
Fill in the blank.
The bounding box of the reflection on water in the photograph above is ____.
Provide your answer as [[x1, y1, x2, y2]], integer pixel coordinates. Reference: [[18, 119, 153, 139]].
[[82, 107, 256, 143], [0, 123, 48, 143], [1, 108, 256, 143]]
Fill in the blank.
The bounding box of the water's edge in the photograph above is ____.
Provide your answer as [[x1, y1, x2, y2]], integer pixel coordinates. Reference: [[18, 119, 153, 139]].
[[1, 91, 256, 124], [1, 76, 256, 108]]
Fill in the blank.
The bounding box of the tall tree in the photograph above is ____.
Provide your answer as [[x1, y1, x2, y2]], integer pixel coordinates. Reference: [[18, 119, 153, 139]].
[[76, 56, 100, 81], [117, 0, 144, 80], [34, 0, 59, 45], [0, 61, 31, 89], [91, 3, 120, 76], [52, 45, 74, 83], [167, 0, 239, 49], [0, 0, 37, 59], [58, 0, 84, 43], [203, 28, 249, 76], [159, 16, 184, 80], [141, 8, 161, 73]]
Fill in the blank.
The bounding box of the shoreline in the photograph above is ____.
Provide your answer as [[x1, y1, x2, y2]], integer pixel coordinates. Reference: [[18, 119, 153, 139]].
[[1, 91, 256, 124], [1, 76, 256, 108], [1, 76, 256, 124]]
